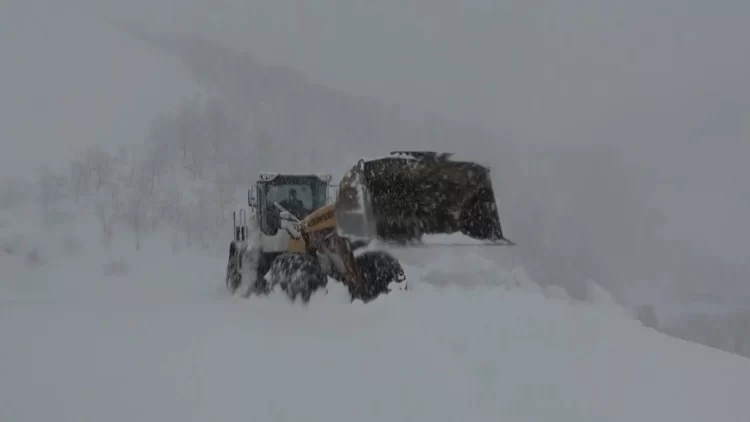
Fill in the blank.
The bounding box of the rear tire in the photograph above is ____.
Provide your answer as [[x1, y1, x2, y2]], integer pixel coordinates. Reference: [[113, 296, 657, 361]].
[[265, 252, 328, 303]]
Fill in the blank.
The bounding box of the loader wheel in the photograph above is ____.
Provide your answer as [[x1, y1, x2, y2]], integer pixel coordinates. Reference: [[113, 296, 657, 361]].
[[354, 251, 406, 302], [226, 241, 242, 294], [265, 252, 328, 303]]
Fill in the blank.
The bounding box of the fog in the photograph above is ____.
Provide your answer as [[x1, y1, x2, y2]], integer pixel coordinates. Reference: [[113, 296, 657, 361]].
[[1, 1, 204, 179], [75, 0, 750, 143], [2, 1, 749, 341]]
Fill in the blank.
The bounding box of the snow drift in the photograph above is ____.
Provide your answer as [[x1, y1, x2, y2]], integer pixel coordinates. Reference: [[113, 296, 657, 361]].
[[2, 212, 750, 422]]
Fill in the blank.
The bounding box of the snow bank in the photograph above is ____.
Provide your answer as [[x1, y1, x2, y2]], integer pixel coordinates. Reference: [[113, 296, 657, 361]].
[[2, 225, 750, 422], [661, 307, 750, 359]]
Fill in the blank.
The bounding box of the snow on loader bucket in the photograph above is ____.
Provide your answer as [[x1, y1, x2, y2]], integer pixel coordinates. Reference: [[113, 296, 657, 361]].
[[334, 151, 515, 247]]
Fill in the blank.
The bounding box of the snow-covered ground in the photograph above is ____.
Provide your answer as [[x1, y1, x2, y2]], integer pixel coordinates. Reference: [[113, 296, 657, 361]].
[[2, 205, 750, 422]]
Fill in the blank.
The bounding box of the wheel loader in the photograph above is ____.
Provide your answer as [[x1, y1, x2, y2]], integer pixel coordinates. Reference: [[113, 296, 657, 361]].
[[225, 151, 514, 303]]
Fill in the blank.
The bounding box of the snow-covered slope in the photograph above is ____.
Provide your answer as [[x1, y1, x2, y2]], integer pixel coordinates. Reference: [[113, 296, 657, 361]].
[[2, 205, 750, 422]]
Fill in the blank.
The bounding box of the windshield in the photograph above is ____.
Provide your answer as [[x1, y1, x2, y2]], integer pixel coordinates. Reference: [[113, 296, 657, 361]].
[[261, 176, 328, 220], [266, 184, 316, 209]]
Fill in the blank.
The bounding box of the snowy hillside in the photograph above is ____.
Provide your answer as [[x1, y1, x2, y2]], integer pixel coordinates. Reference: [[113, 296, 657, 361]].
[[2, 7, 750, 418], [2, 202, 750, 422], [4, 2, 748, 353]]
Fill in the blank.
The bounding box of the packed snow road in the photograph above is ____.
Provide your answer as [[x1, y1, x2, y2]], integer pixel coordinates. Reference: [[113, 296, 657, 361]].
[[2, 235, 750, 422]]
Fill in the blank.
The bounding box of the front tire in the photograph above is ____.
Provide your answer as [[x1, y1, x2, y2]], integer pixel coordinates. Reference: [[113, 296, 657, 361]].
[[354, 251, 406, 302], [265, 252, 328, 303]]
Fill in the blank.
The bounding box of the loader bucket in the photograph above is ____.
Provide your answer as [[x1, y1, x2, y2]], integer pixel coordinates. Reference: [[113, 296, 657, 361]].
[[335, 152, 513, 245]]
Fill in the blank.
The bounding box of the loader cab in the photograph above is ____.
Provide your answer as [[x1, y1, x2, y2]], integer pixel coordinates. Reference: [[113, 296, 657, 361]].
[[249, 173, 332, 236]]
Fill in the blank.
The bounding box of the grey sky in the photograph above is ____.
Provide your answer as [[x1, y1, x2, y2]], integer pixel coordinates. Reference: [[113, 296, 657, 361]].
[[6, 0, 749, 154], [74, 0, 750, 143], [0, 1, 204, 180]]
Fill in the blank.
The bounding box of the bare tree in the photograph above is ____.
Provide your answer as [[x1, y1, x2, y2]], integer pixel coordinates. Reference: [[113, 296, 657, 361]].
[[38, 168, 65, 228], [95, 199, 117, 248], [0, 178, 31, 211], [139, 153, 159, 198], [69, 159, 91, 204], [121, 155, 156, 250], [212, 169, 236, 224], [123, 187, 145, 250], [85, 146, 115, 191]]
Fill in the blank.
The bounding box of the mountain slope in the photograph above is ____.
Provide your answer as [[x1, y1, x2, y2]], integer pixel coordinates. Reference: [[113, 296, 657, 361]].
[[104, 19, 510, 175]]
